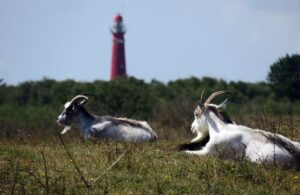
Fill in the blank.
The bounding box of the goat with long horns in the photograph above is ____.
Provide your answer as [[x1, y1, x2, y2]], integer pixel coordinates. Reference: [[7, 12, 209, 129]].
[[57, 95, 158, 142], [178, 91, 300, 170]]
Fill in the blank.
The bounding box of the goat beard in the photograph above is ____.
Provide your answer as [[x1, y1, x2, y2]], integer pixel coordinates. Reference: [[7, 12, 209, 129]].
[[61, 126, 71, 134]]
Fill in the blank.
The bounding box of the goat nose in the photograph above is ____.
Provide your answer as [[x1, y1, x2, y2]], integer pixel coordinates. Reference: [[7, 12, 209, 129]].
[[56, 118, 62, 125], [57, 115, 62, 121]]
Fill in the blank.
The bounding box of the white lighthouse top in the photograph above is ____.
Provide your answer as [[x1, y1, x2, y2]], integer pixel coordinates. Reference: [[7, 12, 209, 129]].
[[111, 14, 125, 34]]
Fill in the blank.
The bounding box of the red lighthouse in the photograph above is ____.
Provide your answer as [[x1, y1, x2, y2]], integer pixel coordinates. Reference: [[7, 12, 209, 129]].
[[110, 14, 127, 80]]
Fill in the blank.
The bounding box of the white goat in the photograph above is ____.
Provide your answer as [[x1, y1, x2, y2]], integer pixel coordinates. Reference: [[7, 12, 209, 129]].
[[179, 91, 300, 170], [56, 95, 158, 142]]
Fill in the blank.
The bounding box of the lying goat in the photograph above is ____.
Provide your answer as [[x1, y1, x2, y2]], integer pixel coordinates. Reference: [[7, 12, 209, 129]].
[[177, 97, 233, 151], [57, 95, 158, 142], [178, 91, 300, 170]]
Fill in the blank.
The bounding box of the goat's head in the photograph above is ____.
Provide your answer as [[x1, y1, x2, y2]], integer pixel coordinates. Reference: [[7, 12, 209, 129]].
[[191, 91, 230, 137], [57, 95, 88, 134]]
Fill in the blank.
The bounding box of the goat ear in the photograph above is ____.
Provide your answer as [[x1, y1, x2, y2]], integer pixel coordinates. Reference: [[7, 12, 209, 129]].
[[217, 98, 228, 110], [79, 99, 88, 106]]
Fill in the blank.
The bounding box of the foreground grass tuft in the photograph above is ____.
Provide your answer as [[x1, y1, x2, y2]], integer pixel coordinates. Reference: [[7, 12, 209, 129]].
[[1, 136, 300, 194]]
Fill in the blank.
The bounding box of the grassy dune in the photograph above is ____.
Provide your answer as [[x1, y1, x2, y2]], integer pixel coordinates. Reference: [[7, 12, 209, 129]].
[[1, 131, 300, 194]]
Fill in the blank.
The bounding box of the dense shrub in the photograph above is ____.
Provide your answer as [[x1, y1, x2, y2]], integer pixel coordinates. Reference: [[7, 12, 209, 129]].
[[0, 76, 299, 137]]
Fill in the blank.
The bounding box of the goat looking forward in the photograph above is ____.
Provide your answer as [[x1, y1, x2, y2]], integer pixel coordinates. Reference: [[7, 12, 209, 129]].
[[179, 91, 300, 170], [57, 95, 158, 142]]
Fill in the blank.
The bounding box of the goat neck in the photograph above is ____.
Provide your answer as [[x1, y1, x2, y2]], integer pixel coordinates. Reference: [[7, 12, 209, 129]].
[[205, 107, 227, 137], [76, 106, 95, 137]]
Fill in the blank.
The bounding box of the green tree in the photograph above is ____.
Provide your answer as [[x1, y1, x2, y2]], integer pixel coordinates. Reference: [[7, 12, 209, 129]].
[[267, 54, 300, 101]]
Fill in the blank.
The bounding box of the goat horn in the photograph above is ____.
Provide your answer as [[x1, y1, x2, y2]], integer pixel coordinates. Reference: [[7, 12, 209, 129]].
[[70, 95, 88, 105], [204, 91, 229, 105], [81, 93, 96, 97], [200, 89, 205, 103]]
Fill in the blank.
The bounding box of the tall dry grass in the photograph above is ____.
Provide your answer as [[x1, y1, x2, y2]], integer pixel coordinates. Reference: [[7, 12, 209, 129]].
[[1, 113, 300, 194]]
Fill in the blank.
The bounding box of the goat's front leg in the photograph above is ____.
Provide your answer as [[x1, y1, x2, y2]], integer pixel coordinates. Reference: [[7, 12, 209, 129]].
[[185, 148, 210, 155], [185, 145, 214, 155], [184, 142, 219, 156], [190, 132, 206, 143], [83, 128, 91, 139]]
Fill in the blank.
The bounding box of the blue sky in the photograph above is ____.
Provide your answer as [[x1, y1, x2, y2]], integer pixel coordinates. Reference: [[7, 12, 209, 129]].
[[0, 0, 299, 85]]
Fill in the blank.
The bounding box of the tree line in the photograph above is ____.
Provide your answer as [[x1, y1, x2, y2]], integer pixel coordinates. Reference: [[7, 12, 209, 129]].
[[0, 54, 299, 137]]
